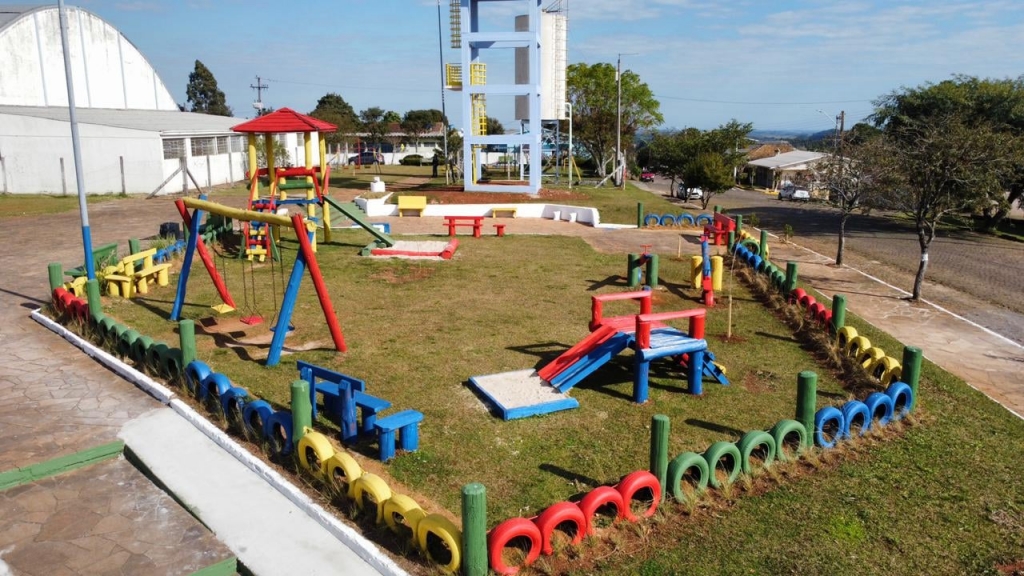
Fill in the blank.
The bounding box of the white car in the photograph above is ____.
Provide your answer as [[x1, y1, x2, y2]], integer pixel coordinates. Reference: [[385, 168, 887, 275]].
[[677, 183, 703, 200], [778, 185, 810, 201]]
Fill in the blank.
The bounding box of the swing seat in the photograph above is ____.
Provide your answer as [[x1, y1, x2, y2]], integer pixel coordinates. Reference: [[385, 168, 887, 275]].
[[211, 304, 235, 314], [241, 314, 264, 326]]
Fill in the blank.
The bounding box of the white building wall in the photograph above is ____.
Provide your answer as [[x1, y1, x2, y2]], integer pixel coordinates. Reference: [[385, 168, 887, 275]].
[[0, 113, 163, 194], [0, 7, 176, 110]]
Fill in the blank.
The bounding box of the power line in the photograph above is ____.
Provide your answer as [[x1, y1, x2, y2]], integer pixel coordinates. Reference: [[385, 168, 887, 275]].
[[654, 94, 874, 106], [265, 77, 436, 94]]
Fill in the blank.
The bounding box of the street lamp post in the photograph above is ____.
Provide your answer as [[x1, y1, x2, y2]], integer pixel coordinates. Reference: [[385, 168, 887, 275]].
[[616, 53, 638, 190], [565, 101, 573, 190]]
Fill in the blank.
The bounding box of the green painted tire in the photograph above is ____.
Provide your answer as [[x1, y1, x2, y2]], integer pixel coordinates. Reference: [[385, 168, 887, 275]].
[[131, 336, 154, 368], [737, 430, 776, 474], [770, 419, 807, 460], [118, 329, 140, 358], [163, 348, 184, 382], [703, 441, 742, 489], [148, 343, 169, 375], [666, 452, 709, 503], [97, 316, 116, 346]]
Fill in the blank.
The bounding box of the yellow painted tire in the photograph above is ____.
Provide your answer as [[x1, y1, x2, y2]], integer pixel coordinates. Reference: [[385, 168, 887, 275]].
[[872, 357, 901, 384], [352, 473, 392, 524], [297, 432, 335, 479], [383, 493, 427, 541], [837, 326, 858, 351], [859, 346, 886, 370], [883, 363, 903, 386], [847, 335, 871, 358], [416, 514, 463, 574], [326, 452, 362, 499]]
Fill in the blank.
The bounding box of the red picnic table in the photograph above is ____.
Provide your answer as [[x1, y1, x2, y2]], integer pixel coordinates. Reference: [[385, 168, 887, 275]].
[[444, 216, 483, 238]]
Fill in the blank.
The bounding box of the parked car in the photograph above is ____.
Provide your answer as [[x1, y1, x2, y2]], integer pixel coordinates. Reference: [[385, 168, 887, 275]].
[[778, 184, 810, 201], [639, 170, 655, 182], [348, 151, 383, 165], [677, 182, 703, 201]]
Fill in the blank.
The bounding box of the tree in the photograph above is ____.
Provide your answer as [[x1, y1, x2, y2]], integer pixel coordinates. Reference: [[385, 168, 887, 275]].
[[645, 120, 752, 207], [867, 115, 1016, 300], [485, 117, 505, 136], [567, 62, 663, 179], [401, 109, 446, 147], [684, 152, 734, 210], [817, 133, 886, 266], [310, 93, 358, 147], [185, 60, 232, 116], [383, 110, 401, 124], [872, 75, 1024, 231], [359, 107, 388, 151]]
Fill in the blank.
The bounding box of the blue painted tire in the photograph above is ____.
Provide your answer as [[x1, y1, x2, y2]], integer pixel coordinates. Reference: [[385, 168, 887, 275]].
[[703, 441, 742, 488], [643, 214, 660, 227], [814, 406, 845, 448], [737, 430, 776, 474], [666, 452, 709, 503], [770, 419, 807, 460], [695, 214, 713, 226], [221, 387, 249, 425], [750, 255, 763, 270], [678, 213, 696, 226], [864, 392, 895, 427], [886, 381, 914, 419], [265, 411, 294, 457], [242, 399, 273, 442], [840, 400, 871, 438], [184, 361, 212, 398], [659, 214, 677, 226], [200, 372, 232, 414]]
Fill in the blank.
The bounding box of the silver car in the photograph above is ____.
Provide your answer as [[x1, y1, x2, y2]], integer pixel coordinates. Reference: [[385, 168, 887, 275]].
[[778, 185, 810, 201]]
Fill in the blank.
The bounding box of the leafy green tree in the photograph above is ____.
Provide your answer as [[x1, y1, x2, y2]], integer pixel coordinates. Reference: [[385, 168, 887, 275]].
[[868, 115, 1017, 299], [817, 135, 887, 266], [684, 152, 734, 210], [567, 62, 663, 179], [383, 110, 402, 124], [646, 120, 751, 207], [310, 93, 358, 146], [185, 60, 232, 116], [872, 75, 1024, 230], [359, 107, 388, 151], [485, 117, 505, 136]]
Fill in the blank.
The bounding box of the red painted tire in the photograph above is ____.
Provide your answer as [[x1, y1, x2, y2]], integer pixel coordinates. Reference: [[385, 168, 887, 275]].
[[818, 308, 833, 327], [808, 302, 825, 320], [70, 299, 88, 321], [579, 486, 625, 535], [488, 517, 541, 575], [533, 502, 586, 555], [789, 288, 806, 304], [615, 470, 661, 522], [59, 291, 76, 314], [798, 294, 815, 309], [52, 288, 69, 312]]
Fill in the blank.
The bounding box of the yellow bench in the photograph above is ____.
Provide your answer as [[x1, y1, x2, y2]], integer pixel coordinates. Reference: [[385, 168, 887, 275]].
[[103, 248, 171, 298], [491, 207, 518, 218], [397, 195, 427, 217]]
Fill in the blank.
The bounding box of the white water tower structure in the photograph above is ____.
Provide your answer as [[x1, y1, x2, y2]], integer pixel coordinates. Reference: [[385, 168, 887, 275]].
[[447, 0, 566, 194]]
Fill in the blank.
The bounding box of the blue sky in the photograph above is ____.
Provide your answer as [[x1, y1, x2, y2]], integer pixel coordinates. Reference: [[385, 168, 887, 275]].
[[33, 0, 1024, 132]]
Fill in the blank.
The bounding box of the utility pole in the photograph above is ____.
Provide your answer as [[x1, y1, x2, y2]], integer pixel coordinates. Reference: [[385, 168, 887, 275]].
[[436, 0, 450, 184], [616, 54, 622, 189], [250, 76, 269, 114]]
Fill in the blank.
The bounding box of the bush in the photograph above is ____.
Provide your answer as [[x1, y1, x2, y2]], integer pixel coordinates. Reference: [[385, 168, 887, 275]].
[[400, 154, 424, 166]]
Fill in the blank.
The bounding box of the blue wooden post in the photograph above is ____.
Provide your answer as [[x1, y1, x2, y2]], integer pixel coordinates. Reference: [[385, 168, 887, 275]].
[[339, 383, 358, 443], [399, 423, 419, 451], [688, 349, 705, 395], [170, 203, 203, 321], [266, 251, 305, 366], [633, 358, 650, 403]]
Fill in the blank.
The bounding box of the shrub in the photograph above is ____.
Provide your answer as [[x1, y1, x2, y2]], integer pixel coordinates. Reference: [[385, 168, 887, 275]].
[[400, 154, 424, 166]]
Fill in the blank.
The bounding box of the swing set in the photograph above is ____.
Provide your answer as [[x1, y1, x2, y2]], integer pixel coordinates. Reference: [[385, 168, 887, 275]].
[[169, 197, 347, 366]]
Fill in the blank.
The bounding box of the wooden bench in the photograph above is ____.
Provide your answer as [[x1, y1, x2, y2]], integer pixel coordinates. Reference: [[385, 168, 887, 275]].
[[491, 207, 518, 218], [373, 409, 424, 461], [297, 361, 366, 440], [354, 391, 392, 436], [397, 195, 427, 217], [444, 216, 483, 238], [703, 213, 736, 246], [66, 242, 119, 279], [103, 248, 171, 298]]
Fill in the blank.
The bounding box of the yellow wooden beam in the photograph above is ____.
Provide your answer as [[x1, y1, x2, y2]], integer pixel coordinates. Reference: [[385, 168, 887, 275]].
[[181, 197, 294, 227]]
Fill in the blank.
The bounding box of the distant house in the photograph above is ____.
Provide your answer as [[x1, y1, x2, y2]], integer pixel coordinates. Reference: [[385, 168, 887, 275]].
[[745, 150, 826, 191], [342, 122, 447, 164], [745, 142, 795, 161]]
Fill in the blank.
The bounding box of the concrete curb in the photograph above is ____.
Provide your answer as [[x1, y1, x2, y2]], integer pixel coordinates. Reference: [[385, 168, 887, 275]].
[[31, 308, 408, 576]]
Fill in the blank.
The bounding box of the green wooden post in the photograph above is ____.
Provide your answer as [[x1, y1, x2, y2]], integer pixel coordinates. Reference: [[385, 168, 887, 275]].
[[291, 379, 312, 443], [785, 261, 799, 295], [461, 483, 488, 576], [627, 253, 640, 288], [759, 229, 768, 258], [735, 214, 743, 236], [830, 295, 847, 335], [178, 319, 196, 369], [648, 254, 660, 289], [85, 279, 102, 323], [637, 202, 644, 229], [902, 346, 923, 410], [727, 230, 736, 251], [128, 238, 141, 255], [47, 263, 64, 292], [796, 371, 818, 446], [650, 414, 670, 501], [713, 205, 721, 214]]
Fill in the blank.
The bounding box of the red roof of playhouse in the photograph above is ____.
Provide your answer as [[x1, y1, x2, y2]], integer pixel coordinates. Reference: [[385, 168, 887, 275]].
[[231, 107, 336, 134]]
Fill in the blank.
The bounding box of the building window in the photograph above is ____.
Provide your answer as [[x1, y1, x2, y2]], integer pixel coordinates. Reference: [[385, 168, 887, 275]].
[[191, 137, 216, 157], [163, 138, 185, 159], [231, 136, 245, 153], [216, 136, 229, 154]]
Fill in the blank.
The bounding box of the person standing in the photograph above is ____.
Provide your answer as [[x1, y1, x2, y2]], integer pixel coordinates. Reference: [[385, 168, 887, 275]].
[[431, 153, 439, 178]]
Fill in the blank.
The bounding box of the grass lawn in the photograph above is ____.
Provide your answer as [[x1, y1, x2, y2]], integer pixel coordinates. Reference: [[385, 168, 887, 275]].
[[0, 192, 126, 217], [50, 184, 1024, 574]]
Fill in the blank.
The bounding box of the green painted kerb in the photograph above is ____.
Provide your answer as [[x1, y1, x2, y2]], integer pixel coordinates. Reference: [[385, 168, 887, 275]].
[[461, 482, 488, 576], [187, 556, 238, 576], [0, 440, 124, 491]]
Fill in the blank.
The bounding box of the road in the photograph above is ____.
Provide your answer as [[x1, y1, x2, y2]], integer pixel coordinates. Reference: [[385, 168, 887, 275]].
[[642, 178, 1024, 346]]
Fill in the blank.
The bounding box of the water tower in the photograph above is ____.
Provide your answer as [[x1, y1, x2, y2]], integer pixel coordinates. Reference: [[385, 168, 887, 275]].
[[447, 0, 567, 194]]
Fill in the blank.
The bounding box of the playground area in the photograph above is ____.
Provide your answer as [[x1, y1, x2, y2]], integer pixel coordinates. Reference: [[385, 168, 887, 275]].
[[25, 180, 1024, 575]]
